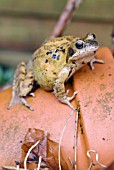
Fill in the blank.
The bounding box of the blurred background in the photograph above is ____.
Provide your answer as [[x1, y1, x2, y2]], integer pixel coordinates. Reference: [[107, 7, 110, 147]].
[[0, 0, 114, 87]]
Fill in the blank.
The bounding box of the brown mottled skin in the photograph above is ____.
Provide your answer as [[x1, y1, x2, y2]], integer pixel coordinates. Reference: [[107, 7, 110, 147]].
[[8, 33, 104, 110]]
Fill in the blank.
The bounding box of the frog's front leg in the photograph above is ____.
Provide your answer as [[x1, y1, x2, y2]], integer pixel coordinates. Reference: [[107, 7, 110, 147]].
[[53, 67, 78, 110], [90, 55, 104, 70], [7, 62, 35, 111]]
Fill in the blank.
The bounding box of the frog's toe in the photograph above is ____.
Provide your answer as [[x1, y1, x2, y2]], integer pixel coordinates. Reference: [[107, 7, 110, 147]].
[[7, 93, 34, 111], [90, 58, 104, 70], [29, 92, 35, 97], [58, 90, 78, 110], [65, 100, 77, 110], [66, 89, 78, 101], [21, 97, 34, 111], [59, 97, 77, 110]]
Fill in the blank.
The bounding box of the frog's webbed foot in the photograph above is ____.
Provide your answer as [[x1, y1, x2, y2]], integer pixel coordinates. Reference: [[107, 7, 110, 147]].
[[7, 91, 21, 110], [90, 57, 104, 70], [58, 90, 78, 110], [7, 91, 34, 111]]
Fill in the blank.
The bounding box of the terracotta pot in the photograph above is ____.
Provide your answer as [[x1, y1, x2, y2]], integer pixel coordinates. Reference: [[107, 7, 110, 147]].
[[0, 47, 114, 170]]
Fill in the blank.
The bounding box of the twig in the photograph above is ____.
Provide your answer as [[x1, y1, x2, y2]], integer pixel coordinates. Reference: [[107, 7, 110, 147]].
[[58, 109, 76, 170], [2, 166, 44, 170], [37, 156, 42, 170], [111, 26, 114, 56], [15, 161, 20, 170], [87, 150, 107, 170], [73, 110, 79, 170], [50, 0, 82, 39], [2, 141, 41, 170], [24, 140, 40, 170], [2, 166, 24, 170], [69, 157, 74, 168]]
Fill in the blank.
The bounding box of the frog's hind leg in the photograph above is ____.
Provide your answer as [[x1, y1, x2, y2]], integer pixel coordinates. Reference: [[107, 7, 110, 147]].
[[53, 67, 78, 110], [7, 61, 35, 111]]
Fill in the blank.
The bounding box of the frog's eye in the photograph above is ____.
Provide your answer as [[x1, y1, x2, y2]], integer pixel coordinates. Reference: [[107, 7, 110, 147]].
[[88, 33, 96, 40], [75, 40, 84, 49], [92, 33, 96, 39], [86, 33, 96, 40]]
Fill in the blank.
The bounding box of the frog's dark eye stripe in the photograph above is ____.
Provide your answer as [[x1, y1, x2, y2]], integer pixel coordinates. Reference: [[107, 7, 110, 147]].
[[66, 47, 74, 62], [75, 40, 84, 49], [68, 47, 74, 56]]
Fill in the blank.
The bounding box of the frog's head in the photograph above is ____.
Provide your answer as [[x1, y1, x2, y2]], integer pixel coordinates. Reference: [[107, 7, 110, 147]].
[[69, 33, 99, 61]]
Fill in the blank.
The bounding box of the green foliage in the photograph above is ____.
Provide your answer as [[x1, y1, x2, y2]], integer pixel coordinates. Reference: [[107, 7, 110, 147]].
[[0, 65, 14, 85]]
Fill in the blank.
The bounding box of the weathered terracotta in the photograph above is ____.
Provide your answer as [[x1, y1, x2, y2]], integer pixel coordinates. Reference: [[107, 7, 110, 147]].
[[0, 47, 114, 170], [73, 47, 114, 169]]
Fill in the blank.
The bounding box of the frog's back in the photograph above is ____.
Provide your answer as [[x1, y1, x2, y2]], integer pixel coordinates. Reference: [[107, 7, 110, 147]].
[[32, 36, 74, 90]]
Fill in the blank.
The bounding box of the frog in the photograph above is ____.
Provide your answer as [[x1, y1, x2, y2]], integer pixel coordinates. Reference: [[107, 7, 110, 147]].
[[7, 33, 104, 111]]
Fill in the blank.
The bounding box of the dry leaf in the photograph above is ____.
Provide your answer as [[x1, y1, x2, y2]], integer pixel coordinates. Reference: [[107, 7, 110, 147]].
[[20, 128, 68, 170]]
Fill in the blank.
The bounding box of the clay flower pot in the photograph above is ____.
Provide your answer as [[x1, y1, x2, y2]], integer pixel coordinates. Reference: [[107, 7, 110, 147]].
[[0, 47, 114, 170]]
